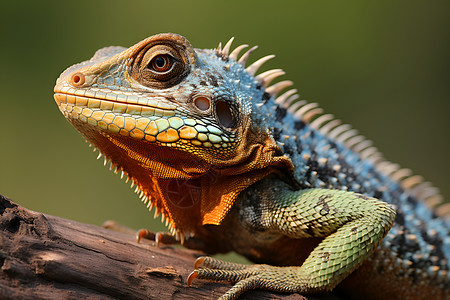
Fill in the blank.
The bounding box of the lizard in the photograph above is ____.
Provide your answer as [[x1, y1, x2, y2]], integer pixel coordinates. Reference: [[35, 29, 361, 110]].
[[53, 33, 449, 299]]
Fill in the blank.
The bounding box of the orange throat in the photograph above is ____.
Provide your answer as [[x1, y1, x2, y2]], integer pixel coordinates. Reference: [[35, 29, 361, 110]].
[[69, 118, 293, 235]]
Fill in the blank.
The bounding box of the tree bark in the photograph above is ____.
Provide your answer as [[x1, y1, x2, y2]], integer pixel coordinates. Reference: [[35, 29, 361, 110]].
[[0, 194, 311, 300]]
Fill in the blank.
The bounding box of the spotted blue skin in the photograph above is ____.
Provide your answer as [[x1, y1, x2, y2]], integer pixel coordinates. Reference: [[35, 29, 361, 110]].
[[191, 48, 449, 276]]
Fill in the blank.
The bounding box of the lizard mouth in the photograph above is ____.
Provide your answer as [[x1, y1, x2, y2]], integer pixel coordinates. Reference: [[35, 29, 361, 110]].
[[53, 86, 185, 144], [54, 88, 232, 148]]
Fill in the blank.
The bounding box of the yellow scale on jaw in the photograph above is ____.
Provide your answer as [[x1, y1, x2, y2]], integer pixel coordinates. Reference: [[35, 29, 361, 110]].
[[56, 95, 232, 148]]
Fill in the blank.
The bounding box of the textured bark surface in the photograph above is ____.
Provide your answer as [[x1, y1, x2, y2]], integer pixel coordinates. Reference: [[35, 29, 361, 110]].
[[0, 194, 311, 300]]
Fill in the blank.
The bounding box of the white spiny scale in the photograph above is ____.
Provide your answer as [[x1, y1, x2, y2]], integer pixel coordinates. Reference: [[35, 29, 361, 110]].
[[412, 181, 432, 194], [92, 147, 96, 152], [121, 170, 125, 179], [415, 184, 439, 200], [376, 162, 400, 176], [353, 139, 373, 153], [367, 153, 382, 165], [295, 102, 319, 119], [256, 69, 285, 87], [319, 119, 341, 135], [401, 175, 424, 189], [327, 124, 352, 140], [360, 147, 378, 159], [140, 190, 144, 198], [376, 162, 399, 176], [435, 202, 450, 217], [179, 232, 185, 245], [221, 37, 234, 57], [216, 42, 222, 53], [310, 114, 335, 130], [134, 186, 139, 193], [368, 154, 384, 165], [335, 129, 359, 144], [238, 45, 258, 66], [103, 157, 108, 166], [97, 153, 102, 160], [130, 180, 135, 188], [369, 151, 384, 165], [282, 93, 300, 109], [302, 108, 324, 123], [391, 168, 413, 181], [345, 135, 366, 149], [287, 100, 307, 115], [229, 44, 248, 61], [246, 55, 275, 76], [109, 163, 114, 171], [275, 89, 297, 105], [154, 208, 160, 219], [265, 80, 293, 97], [161, 214, 165, 223], [165, 218, 169, 227]]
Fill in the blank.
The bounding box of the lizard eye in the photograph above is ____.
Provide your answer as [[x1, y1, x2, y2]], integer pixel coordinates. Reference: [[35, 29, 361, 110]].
[[148, 54, 173, 73], [130, 43, 189, 88]]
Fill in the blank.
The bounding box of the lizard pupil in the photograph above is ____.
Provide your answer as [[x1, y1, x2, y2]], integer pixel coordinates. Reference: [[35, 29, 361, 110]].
[[155, 57, 165, 68], [151, 55, 171, 72]]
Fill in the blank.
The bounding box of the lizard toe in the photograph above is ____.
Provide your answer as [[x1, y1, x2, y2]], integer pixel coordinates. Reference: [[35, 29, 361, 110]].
[[194, 256, 249, 270], [189, 263, 302, 299]]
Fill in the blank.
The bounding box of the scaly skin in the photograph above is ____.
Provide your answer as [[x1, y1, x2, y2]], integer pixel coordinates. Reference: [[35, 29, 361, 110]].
[[54, 33, 449, 299]]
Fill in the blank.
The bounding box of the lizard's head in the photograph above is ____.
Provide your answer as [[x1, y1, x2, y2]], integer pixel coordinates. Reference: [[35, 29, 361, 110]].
[[54, 33, 292, 235]]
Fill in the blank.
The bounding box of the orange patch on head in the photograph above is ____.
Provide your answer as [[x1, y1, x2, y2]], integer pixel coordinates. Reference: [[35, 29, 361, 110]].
[[179, 126, 197, 139], [157, 128, 180, 143], [144, 121, 158, 135]]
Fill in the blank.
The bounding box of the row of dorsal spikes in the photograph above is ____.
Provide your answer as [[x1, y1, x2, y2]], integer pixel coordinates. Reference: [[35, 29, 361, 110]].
[[216, 37, 448, 217]]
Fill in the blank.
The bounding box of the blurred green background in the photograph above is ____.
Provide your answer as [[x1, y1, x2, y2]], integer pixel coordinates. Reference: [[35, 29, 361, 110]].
[[1, 1, 449, 238]]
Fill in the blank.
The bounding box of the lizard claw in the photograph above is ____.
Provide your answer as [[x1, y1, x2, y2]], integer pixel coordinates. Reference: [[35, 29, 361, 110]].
[[155, 232, 163, 247], [194, 256, 206, 268], [136, 230, 179, 246], [187, 270, 198, 287], [136, 229, 155, 243]]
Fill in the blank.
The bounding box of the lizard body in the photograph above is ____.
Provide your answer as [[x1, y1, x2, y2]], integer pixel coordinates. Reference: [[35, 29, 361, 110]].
[[54, 33, 449, 299]]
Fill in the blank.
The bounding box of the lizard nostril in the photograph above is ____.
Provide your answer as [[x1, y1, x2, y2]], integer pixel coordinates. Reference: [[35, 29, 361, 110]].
[[70, 72, 85, 87], [194, 96, 211, 111]]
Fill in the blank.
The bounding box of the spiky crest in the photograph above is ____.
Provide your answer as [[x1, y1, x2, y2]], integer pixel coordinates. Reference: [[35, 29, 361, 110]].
[[217, 37, 447, 216]]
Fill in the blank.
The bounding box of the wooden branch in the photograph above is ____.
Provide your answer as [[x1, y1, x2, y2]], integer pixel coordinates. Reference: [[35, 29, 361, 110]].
[[0, 194, 309, 299]]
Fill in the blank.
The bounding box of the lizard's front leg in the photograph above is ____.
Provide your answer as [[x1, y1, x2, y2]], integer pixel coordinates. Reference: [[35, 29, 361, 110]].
[[188, 179, 396, 299]]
